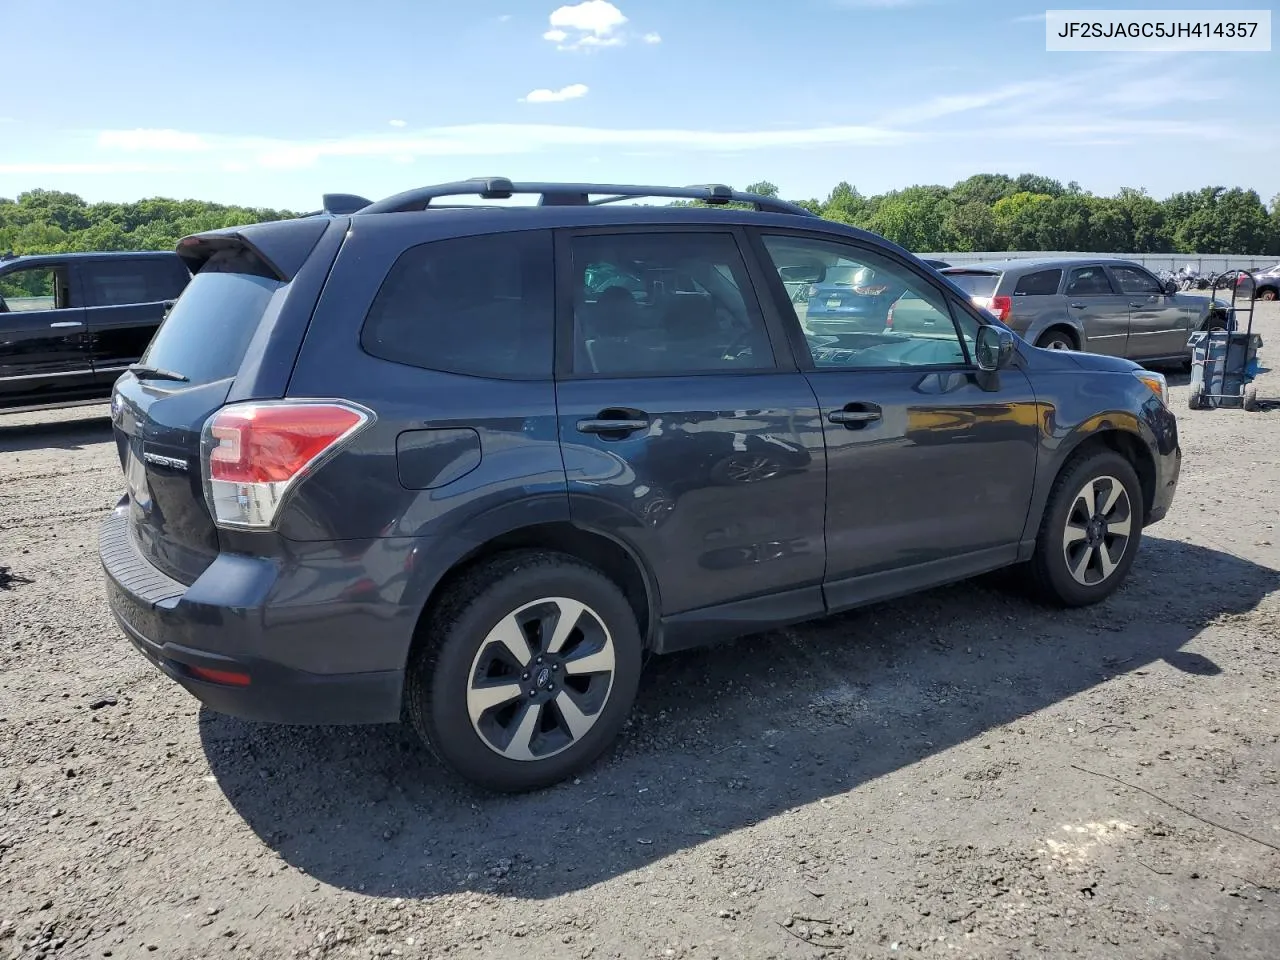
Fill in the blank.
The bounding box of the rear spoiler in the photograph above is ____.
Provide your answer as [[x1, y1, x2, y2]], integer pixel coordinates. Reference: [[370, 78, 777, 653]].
[[176, 216, 333, 281]]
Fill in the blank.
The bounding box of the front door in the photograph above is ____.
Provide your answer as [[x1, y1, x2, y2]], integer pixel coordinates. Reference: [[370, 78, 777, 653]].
[[1107, 263, 1185, 360], [0, 262, 93, 409], [751, 231, 1040, 610], [554, 228, 827, 631], [1064, 264, 1130, 356]]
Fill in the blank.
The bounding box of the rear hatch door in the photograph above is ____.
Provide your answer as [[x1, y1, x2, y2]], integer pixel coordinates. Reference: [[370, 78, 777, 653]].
[[111, 222, 328, 585]]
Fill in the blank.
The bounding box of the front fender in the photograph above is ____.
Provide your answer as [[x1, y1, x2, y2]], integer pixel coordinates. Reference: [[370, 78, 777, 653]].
[[1017, 368, 1171, 548]]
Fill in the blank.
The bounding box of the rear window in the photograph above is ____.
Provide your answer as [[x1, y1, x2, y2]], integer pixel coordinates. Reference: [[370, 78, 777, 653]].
[[942, 271, 999, 298], [361, 230, 554, 379], [139, 250, 282, 385], [1013, 269, 1062, 296]]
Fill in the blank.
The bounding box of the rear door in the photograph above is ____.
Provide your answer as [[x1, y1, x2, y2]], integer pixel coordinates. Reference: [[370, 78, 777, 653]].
[[751, 230, 1039, 608], [1064, 264, 1129, 356], [84, 256, 191, 383], [1107, 263, 1186, 359], [0, 261, 93, 408], [554, 226, 827, 623]]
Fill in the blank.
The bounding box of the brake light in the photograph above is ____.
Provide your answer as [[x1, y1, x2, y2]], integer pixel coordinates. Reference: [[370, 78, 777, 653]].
[[202, 400, 373, 529], [985, 295, 1013, 323], [885, 301, 896, 329]]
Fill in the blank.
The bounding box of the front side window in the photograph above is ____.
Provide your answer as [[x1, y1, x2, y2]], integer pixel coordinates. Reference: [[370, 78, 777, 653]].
[[1065, 266, 1115, 296], [0, 266, 68, 312], [761, 234, 973, 370], [569, 232, 774, 376], [1110, 265, 1162, 296], [362, 230, 555, 379]]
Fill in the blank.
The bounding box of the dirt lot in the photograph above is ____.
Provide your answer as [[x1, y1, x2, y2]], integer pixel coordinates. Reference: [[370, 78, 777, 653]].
[[3, 306, 1280, 960]]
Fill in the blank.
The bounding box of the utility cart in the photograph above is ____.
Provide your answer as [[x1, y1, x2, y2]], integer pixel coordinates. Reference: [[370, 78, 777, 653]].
[[1188, 270, 1267, 411]]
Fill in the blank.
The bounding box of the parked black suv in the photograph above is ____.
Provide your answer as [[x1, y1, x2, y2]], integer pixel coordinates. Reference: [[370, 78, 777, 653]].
[[100, 180, 1180, 792], [0, 251, 190, 413]]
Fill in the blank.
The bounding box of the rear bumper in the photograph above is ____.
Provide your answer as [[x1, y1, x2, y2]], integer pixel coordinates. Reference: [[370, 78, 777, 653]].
[[100, 506, 404, 725]]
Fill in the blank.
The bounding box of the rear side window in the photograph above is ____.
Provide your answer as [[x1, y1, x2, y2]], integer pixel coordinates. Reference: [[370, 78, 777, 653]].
[[1013, 269, 1062, 296], [1065, 266, 1115, 296], [943, 271, 999, 298], [82, 258, 189, 307], [140, 249, 283, 386], [361, 230, 554, 379]]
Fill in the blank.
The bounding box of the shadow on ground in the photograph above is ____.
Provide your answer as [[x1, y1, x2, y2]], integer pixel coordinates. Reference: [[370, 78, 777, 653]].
[[0, 412, 112, 454], [200, 535, 1279, 901]]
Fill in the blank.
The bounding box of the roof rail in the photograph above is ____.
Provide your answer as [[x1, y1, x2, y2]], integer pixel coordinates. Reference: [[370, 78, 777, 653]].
[[355, 178, 816, 217]]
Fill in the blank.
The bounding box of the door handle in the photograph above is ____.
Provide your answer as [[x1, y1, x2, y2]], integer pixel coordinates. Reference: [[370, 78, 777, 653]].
[[49, 321, 84, 328], [828, 403, 882, 428], [1069, 303, 1086, 309], [577, 408, 650, 437], [1129, 302, 1147, 309]]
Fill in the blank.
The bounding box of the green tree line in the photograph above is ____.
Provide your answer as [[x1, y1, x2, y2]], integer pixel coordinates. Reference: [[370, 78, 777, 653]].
[[700, 175, 1280, 256], [3, 176, 1280, 257]]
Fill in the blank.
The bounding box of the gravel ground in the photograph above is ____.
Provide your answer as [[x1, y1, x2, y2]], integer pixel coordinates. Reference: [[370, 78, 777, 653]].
[[3, 304, 1280, 960]]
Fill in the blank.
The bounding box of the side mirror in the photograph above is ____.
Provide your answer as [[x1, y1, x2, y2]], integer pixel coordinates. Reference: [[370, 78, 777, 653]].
[[975, 325, 1014, 372], [1164, 279, 1178, 295]]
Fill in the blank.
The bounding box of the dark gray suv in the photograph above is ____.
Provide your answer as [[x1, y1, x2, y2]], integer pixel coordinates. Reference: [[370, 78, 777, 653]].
[[100, 180, 1181, 792]]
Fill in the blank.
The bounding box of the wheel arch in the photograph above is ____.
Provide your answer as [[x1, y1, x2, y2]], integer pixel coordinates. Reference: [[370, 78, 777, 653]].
[[1050, 428, 1157, 524], [403, 519, 660, 674]]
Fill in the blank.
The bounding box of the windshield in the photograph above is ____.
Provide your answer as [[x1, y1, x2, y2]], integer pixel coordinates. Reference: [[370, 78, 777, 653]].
[[943, 271, 1000, 298]]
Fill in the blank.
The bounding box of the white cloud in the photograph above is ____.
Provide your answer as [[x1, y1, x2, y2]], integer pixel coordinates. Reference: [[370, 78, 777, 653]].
[[0, 162, 169, 175], [89, 122, 914, 172], [96, 128, 209, 152], [388, 119, 407, 128], [1011, 12, 1046, 23], [497, 13, 512, 21], [521, 83, 590, 103], [642, 32, 661, 44], [545, 0, 630, 49], [550, 1, 626, 35]]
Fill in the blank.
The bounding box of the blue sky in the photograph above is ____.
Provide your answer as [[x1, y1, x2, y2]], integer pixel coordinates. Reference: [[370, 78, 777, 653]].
[[1, 0, 1276, 208]]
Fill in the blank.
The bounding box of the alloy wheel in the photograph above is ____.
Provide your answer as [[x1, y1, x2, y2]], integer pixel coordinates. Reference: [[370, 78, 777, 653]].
[[466, 597, 616, 761], [1061, 475, 1132, 586]]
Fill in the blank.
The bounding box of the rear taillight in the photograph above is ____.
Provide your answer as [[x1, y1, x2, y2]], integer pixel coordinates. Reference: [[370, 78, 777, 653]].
[[885, 302, 896, 328], [201, 400, 373, 530], [985, 295, 1013, 323]]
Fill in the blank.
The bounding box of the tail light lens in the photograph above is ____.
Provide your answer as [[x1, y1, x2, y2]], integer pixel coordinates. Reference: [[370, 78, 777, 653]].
[[984, 295, 1013, 323], [201, 400, 374, 530], [885, 302, 896, 329]]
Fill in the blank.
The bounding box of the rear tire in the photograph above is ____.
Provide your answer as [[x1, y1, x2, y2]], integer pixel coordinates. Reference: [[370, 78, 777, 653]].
[[406, 550, 643, 793], [1258, 287, 1278, 302], [1021, 450, 1143, 608], [1188, 383, 1206, 410], [1244, 384, 1259, 412], [1036, 329, 1077, 352]]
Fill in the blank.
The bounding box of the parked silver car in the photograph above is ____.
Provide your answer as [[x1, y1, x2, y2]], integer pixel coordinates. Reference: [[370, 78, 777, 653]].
[[939, 258, 1232, 364]]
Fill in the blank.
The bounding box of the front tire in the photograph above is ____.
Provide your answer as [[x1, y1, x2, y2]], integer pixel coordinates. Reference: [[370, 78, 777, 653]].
[[406, 550, 643, 792], [1023, 451, 1143, 607]]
